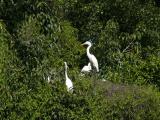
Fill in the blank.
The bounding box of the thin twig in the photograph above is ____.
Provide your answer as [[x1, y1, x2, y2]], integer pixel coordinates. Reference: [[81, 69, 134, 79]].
[[122, 40, 135, 53]]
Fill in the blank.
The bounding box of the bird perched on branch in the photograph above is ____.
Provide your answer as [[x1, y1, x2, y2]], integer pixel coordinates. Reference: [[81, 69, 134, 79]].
[[81, 62, 92, 73], [82, 41, 99, 72], [64, 62, 73, 93]]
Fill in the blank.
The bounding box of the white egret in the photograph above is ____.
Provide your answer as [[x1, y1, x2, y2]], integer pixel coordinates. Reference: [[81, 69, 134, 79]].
[[47, 75, 51, 83], [64, 62, 73, 93], [82, 41, 99, 72], [81, 62, 92, 73]]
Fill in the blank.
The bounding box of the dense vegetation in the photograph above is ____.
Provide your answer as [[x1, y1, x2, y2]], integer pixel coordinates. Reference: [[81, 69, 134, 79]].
[[0, 0, 160, 119]]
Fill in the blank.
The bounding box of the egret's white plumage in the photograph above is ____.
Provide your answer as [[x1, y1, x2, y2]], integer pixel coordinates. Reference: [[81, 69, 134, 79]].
[[82, 41, 99, 72], [81, 62, 92, 73], [64, 62, 73, 93], [47, 76, 51, 83]]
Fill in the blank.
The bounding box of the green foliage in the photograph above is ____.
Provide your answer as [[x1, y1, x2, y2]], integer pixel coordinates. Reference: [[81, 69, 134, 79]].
[[68, 0, 160, 88], [0, 21, 11, 83], [96, 81, 160, 120], [0, 75, 104, 119], [0, 0, 160, 119], [13, 16, 84, 85], [105, 85, 160, 120]]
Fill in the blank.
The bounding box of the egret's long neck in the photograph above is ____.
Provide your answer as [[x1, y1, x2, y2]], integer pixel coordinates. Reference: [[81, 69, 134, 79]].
[[65, 66, 69, 80], [87, 45, 92, 57]]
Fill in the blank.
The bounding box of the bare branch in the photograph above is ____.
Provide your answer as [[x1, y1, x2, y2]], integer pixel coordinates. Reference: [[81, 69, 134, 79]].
[[122, 40, 135, 53]]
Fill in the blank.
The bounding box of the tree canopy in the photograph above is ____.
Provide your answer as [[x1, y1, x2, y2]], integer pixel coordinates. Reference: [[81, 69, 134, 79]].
[[0, 0, 160, 119]]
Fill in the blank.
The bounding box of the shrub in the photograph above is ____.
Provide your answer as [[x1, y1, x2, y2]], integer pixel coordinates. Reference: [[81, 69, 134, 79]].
[[97, 81, 160, 120]]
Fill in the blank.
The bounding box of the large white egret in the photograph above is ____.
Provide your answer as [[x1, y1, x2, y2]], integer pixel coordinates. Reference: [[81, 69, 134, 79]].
[[81, 62, 92, 73], [82, 41, 99, 72], [64, 62, 73, 93]]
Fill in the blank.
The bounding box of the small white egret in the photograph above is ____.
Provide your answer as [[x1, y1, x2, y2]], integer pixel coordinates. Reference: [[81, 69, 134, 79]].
[[81, 62, 92, 73], [47, 76, 51, 83], [102, 78, 106, 82], [82, 41, 99, 72], [64, 62, 73, 93]]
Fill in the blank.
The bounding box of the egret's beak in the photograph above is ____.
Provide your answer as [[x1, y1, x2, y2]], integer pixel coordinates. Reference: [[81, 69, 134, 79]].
[[81, 43, 87, 46]]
